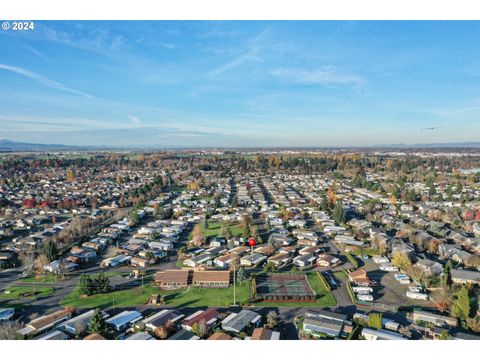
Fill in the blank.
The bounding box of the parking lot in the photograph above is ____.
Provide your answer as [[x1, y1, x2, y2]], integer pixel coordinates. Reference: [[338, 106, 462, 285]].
[[363, 260, 435, 309]]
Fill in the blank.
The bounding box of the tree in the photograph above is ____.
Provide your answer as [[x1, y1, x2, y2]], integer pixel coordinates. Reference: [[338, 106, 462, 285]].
[[42, 240, 59, 262], [368, 312, 383, 330], [431, 287, 452, 313], [443, 260, 452, 288], [264, 262, 277, 273], [129, 210, 140, 225], [190, 223, 205, 247], [88, 308, 107, 336], [327, 185, 337, 208], [333, 201, 346, 224], [319, 195, 328, 211], [236, 267, 246, 284], [466, 317, 480, 334], [391, 252, 412, 270], [242, 222, 250, 242], [0, 321, 23, 340], [266, 310, 278, 329], [77, 274, 93, 296], [452, 286, 471, 321]]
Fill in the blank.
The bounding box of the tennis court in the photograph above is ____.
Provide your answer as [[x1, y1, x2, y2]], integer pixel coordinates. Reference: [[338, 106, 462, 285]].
[[255, 274, 316, 302]]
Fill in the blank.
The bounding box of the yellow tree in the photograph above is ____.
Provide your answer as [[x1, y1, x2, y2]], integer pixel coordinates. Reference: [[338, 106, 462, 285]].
[[391, 252, 412, 270], [327, 185, 337, 208], [66, 169, 75, 182]]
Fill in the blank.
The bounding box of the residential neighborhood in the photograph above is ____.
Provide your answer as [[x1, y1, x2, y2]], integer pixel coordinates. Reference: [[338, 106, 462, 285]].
[[1, 149, 480, 340]]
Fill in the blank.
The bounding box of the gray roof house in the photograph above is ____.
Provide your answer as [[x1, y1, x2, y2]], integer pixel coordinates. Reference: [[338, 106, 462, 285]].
[[221, 310, 261, 334]]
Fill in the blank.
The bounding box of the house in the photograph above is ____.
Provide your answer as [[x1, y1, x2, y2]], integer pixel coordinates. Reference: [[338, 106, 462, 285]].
[[414, 259, 443, 276], [0, 308, 15, 321], [240, 253, 266, 267], [18, 309, 72, 337], [451, 269, 480, 285], [192, 270, 230, 288], [361, 328, 404, 340], [267, 252, 291, 267], [126, 331, 154, 340], [316, 254, 341, 268], [84, 333, 106, 340], [181, 309, 219, 331], [292, 254, 317, 268], [44, 260, 79, 274], [34, 329, 69, 340], [183, 253, 212, 267], [155, 270, 190, 289], [169, 329, 200, 340], [348, 268, 371, 286], [208, 331, 232, 340], [142, 309, 184, 333], [411, 309, 458, 327], [250, 327, 280, 340], [106, 310, 143, 332], [57, 309, 107, 336], [221, 310, 262, 334], [302, 310, 348, 338]]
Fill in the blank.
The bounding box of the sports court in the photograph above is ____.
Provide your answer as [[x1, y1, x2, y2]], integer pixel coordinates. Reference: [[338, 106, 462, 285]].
[[254, 274, 316, 302]]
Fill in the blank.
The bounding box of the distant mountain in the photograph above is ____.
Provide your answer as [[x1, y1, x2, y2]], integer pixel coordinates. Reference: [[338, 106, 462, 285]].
[[0, 139, 86, 152], [372, 141, 480, 149]]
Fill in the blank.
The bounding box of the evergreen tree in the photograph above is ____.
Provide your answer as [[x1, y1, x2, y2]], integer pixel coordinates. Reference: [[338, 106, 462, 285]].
[[333, 201, 346, 224], [452, 286, 471, 321], [88, 308, 107, 336], [77, 274, 93, 296]]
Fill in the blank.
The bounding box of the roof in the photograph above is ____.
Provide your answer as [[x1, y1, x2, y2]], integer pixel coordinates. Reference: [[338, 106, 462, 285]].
[[181, 308, 219, 328], [84, 333, 106, 340], [251, 328, 280, 340], [126, 331, 154, 340], [208, 332, 233, 340], [222, 310, 261, 333], [362, 327, 404, 340], [192, 270, 230, 283], [168, 329, 200, 340], [106, 311, 142, 328], [28, 309, 72, 331], [451, 269, 480, 282], [34, 330, 68, 340], [143, 309, 184, 328], [155, 270, 189, 284]]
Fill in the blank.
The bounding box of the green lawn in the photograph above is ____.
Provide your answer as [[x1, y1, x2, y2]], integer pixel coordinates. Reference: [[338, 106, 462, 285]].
[[200, 220, 259, 240], [19, 274, 58, 284], [253, 272, 337, 308], [0, 286, 54, 300], [60, 282, 250, 309]]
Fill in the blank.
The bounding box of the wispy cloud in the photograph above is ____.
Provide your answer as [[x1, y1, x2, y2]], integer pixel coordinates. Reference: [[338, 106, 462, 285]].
[[128, 114, 141, 125], [208, 27, 271, 77], [270, 66, 366, 87], [0, 63, 93, 98]]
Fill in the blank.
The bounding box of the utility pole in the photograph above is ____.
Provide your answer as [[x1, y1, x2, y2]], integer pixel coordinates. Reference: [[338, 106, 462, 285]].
[[233, 263, 236, 306]]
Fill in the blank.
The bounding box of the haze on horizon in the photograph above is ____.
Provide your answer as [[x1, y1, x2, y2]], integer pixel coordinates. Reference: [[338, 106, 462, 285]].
[[0, 21, 479, 147]]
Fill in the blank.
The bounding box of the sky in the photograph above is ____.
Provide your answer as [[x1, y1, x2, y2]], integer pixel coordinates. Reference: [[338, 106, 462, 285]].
[[0, 21, 479, 147]]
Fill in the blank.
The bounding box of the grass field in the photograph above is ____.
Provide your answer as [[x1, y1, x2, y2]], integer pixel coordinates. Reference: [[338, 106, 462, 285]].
[[0, 286, 55, 300], [253, 272, 336, 307], [198, 220, 259, 240], [60, 282, 250, 309], [19, 274, 58, 284]]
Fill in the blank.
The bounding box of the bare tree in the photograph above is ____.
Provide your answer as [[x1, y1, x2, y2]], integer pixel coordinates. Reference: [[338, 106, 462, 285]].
[[0, 321, 23, 340]]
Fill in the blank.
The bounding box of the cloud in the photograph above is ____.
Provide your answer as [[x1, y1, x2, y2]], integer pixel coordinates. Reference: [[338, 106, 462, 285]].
[[208, 27, 271, 77], [0, 63, 93, 98], [270, 66, 366, 87], [128, 114, 141, 125]]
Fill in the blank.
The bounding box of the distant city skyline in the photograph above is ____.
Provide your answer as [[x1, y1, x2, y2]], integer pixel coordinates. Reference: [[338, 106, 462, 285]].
[[1, 21, 480, 147]]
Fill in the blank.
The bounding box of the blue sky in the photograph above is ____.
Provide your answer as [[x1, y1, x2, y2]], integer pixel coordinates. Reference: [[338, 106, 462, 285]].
[[0, 21, 479, 147]]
